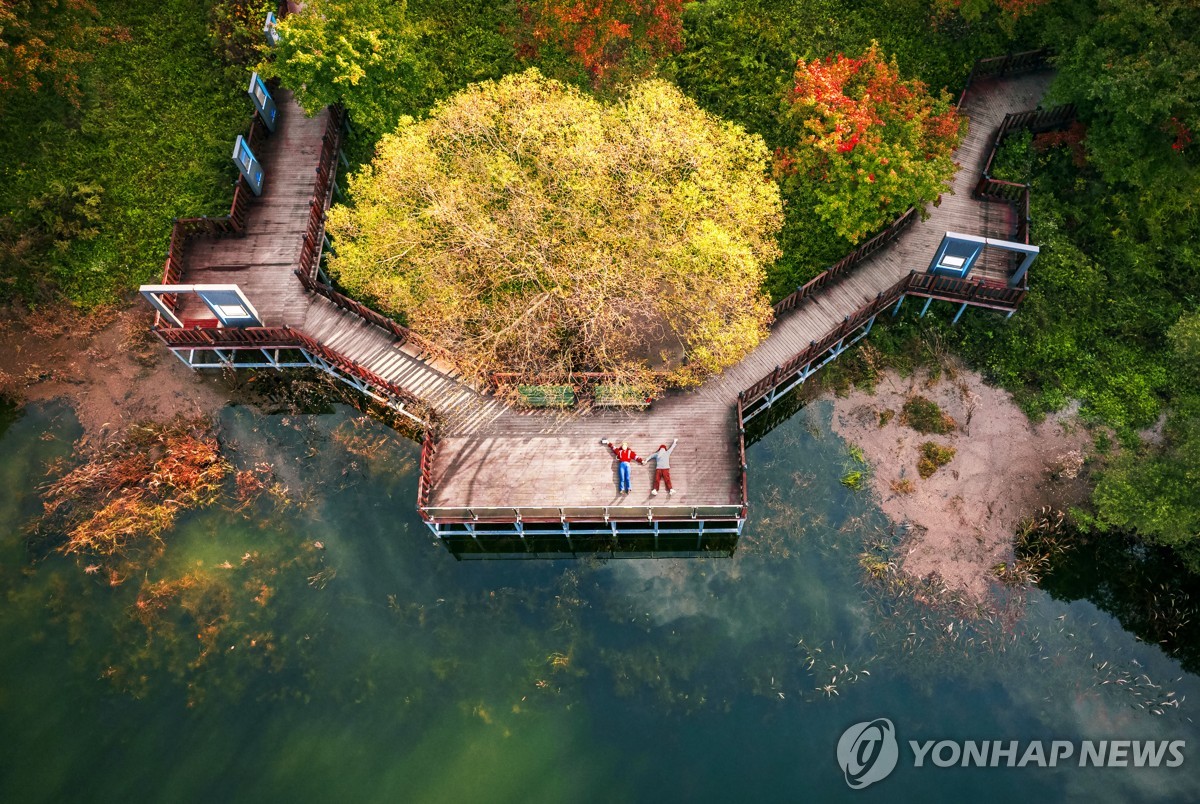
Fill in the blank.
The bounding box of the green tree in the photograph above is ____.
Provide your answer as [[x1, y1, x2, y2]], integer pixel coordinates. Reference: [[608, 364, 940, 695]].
[[1045, 0, 1199, 205], [258, 0, 425, 133], [0, 0, 101, 108], [326, 70, 782, 385], [1093, 311, 1200, 572], [776, 43, 964, 242]]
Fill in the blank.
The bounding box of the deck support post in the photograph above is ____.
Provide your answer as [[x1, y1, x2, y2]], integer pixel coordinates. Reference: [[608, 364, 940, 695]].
[[864, 313, 877, 336], [919, 297, 933, 317], [952, 302, 968, 324], [892, 293, 906, 316]]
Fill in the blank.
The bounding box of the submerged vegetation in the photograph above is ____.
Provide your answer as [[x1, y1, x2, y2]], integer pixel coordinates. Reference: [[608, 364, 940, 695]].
[[32, 419, 229, 559]]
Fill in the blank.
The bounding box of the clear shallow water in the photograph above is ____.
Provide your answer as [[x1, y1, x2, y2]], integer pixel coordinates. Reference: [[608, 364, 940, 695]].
[[0, 399, 1197, 803]]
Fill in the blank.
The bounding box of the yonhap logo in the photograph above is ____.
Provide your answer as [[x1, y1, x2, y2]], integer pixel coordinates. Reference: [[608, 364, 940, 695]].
[[835, 717, 1187, 791], [837, 718, 899, 789]]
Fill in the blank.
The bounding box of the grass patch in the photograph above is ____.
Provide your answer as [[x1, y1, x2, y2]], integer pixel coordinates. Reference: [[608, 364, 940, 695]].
[[901, 395, 957, 434], [917, 442, 956, 479], [0, 0, 248, 306]]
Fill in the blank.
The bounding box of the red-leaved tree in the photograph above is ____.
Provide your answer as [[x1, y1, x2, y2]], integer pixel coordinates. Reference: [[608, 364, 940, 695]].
[[516, 0, 687, 80], [777, 43, 964, 242]]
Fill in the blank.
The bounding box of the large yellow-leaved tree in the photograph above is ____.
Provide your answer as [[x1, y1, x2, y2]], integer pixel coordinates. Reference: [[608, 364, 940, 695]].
[[326, 69, 782, 387]]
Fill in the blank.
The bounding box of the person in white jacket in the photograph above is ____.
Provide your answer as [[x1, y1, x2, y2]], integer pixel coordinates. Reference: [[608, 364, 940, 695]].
[[646, 439, 677, 496]]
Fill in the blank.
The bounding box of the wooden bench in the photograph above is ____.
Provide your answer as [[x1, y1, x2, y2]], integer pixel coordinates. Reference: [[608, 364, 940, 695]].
[[593, 384, 651, 408], [516, 384, 576, 408]]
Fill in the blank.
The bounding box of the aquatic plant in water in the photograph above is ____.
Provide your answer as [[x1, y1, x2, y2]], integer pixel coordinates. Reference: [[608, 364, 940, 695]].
[[31, 418, 230, 559]]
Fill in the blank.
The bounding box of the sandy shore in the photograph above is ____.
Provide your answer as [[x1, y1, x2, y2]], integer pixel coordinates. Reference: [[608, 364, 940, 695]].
[[830, 366, 1093, 600], [0, 304, 228, 442]]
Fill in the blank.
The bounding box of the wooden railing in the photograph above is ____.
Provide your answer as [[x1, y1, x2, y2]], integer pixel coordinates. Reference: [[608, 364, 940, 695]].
[[773, 207, 917, 315], [736, 396, 748, 518], [154, 323, 434, 420], [297, 270, 456, 365], [297, 105, 344, 281], [906, 271, 1025, 308], [973, 103, 1075, 245], [958, 49, 1055, 108], [417, 422, 439, 516], [740, 267, 1027, 411], [157, 114, 269, 316]]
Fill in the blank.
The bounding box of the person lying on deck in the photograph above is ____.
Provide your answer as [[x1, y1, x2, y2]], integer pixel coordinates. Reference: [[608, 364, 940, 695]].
[[646, 439, 678, 496], [600, 439, 642, 494]]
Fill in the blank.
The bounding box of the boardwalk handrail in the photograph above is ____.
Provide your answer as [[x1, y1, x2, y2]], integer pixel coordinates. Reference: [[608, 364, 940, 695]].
[[156, 113, 269, 318], [736, 396, 748, 517], [153, 323, 434, 420], [773, 206, 917, 316], [296, 270, 457, 365], [418, 504, 745, 523], [297, 104, 345, 282], [739, 267, 1028, 411], [973, 102, 1076, 245], [417, 420, 438, 516], [957, 48, 1055, 109]]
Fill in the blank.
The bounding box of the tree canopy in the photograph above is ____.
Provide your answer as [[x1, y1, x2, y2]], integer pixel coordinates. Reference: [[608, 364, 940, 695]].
[[326, 70, 782, 385], [514, 0, 687, 82], [257, 0, 424, 133], [776, 43, 964, 242]]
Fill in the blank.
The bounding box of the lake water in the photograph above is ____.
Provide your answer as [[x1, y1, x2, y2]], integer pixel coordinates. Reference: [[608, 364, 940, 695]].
[[0, 399, 1196, 803]]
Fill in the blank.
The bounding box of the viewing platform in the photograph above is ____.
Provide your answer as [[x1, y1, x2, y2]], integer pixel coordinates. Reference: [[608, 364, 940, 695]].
[[141, 51, 1071, 558]]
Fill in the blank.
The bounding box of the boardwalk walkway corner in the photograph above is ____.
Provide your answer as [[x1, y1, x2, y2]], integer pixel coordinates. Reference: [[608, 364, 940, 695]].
[[140, 50, 1073, 558]]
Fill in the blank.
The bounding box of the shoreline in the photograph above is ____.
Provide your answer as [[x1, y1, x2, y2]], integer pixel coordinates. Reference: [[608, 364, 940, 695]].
[[0, 303, 229, 442], [829, 365, 1094, 601]]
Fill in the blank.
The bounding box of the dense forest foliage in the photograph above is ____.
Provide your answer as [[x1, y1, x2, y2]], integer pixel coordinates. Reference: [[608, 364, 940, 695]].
[[0, 0, 1196, 568]]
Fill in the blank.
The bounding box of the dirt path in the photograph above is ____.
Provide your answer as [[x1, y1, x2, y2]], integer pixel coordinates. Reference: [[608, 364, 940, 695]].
[[0, 304, 228, 443], [830, 366, 1093, 601]]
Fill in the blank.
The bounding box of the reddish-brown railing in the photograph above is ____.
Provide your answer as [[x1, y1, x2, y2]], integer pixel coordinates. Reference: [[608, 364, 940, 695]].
[[741, 267, 1027, 411], [735, 396, 748, 517], [154, 323, 433, 420], [957, 49, 1055, 109], [297, 105, 344, 281], [906, 271, 1026, 308], [157, 114, 269, 317], [773, 207, 917, 315], [417, 421, 439, 516], [743, 274, 913, 405], [297, 270, 456, 365]]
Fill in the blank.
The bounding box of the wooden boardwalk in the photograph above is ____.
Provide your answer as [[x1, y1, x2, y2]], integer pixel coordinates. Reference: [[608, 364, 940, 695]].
[[170, 72, 1052, 519]]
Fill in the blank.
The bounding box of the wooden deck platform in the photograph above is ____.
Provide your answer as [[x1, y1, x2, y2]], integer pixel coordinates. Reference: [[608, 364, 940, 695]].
[[162, 70, 1053, 524], [177, 90, 329, 327]]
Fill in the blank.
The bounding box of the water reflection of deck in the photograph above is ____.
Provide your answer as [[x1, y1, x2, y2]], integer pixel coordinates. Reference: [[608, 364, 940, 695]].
[[150, 63, 1054, 554]]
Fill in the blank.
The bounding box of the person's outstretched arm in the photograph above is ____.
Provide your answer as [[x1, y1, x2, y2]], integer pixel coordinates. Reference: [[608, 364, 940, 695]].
[[666, 438, 677, 455]]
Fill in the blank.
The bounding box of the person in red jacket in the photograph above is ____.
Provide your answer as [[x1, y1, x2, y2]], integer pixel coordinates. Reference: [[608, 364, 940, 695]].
[[601, 439, 642, 493]]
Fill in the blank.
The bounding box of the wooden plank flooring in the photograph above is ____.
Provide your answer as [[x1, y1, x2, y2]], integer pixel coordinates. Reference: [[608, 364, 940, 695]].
[[177, 90, 329, 326], [171, 73, 1052, 515]]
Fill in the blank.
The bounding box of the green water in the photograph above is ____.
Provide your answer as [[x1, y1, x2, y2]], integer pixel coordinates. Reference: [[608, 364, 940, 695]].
[[1, 399, 1197, 803]]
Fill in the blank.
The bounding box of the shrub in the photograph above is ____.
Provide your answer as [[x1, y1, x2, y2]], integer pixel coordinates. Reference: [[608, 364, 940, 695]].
[[901, 395, 957, 434], [776, 42, 964, 242], [917, 441, 956, 478]]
